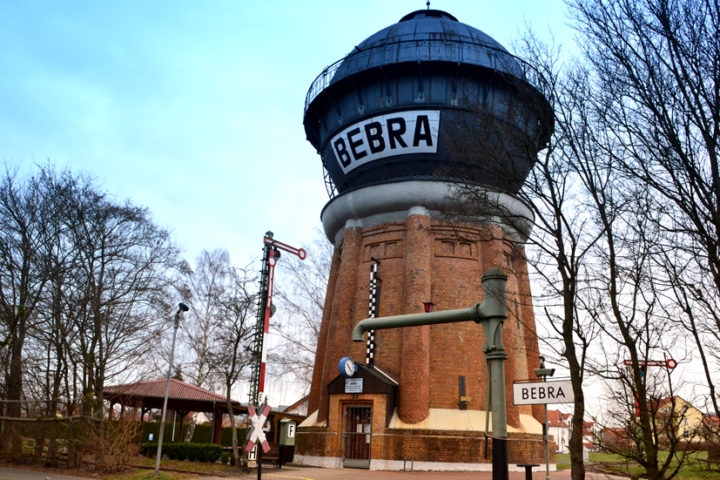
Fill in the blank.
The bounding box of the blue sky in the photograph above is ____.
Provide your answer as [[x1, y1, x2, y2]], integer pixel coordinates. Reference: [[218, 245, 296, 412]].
[[0, 0, 574, 266], [0, 0, 580, 405], [3, 1, 709, 413]]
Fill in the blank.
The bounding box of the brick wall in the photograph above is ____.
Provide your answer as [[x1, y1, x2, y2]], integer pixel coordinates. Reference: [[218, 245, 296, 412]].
[[299, 214, 544, 465]]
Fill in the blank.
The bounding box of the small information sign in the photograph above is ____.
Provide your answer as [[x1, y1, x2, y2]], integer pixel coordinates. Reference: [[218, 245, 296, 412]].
[[345, 378, 363, 393]]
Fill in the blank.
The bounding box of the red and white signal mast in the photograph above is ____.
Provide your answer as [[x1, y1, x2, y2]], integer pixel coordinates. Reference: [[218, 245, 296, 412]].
[[248, 231, 306, 406], [623, 358, 678, 416]]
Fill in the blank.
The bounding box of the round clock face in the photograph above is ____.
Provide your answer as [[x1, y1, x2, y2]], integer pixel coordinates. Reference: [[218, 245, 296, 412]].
[[344, 358, 356, 377], [339, 356, 356, 377]]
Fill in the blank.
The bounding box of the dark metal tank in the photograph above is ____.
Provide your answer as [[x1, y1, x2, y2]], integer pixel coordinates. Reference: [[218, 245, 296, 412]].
[[304, 9, 553, 197]]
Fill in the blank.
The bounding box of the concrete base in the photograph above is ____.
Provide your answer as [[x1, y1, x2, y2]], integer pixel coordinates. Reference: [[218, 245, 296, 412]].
[[293, 455, 343, 469], [294, 455, 557, 472]]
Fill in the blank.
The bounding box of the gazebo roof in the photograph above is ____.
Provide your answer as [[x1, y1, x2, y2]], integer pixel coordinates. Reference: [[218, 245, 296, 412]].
[[104, 378, 243, 413]]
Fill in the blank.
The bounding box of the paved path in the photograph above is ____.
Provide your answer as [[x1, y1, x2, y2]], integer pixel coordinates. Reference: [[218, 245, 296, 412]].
[[0, 465, 626, 480], [0, 467, 89, 480], [204, 465, 624, 480]]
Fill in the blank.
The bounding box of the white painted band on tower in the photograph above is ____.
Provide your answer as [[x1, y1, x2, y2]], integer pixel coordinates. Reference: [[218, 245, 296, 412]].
[[321, 180, 535, 245]]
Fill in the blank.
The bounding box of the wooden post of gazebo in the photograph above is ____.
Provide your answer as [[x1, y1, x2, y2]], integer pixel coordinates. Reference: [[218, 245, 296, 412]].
[[212, 405, 223, 444]]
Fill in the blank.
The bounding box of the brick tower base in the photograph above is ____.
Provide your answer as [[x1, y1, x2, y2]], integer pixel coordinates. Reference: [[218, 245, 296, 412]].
[[296, 181, 553, 470]]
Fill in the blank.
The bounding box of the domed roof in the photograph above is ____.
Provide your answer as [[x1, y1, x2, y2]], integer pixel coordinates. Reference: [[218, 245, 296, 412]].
[[306, 9, 527, 110], [354, 9, 514, 64]]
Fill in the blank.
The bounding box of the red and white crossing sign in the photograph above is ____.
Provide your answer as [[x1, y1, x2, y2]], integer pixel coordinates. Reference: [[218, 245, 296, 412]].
[[245, 403, 272, 454]]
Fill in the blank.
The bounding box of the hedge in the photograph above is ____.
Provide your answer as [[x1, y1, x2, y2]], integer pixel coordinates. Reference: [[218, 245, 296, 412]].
[[140, 442, 224, 462], [141, 421, 247, 446]]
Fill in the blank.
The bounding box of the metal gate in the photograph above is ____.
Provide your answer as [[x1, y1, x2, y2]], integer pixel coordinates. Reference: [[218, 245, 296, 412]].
[[343, 406, 372, 468]]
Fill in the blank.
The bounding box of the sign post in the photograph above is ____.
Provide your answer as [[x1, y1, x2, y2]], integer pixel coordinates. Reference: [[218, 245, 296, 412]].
[[513, 374, 573, 480], [534, 357, 556, 480], [245, 403, 272, 480]]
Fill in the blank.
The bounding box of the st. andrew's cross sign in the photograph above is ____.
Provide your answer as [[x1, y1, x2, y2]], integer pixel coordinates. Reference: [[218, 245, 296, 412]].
[[245, 403, 272, 454]]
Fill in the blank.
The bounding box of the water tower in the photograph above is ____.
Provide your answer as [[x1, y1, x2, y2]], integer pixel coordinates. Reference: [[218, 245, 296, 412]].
[[296, 9, 553, 470]]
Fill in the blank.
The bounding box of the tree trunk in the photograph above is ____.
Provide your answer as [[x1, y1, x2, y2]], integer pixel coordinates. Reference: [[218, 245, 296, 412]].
[[226, 393, 240, 467], [1, 334, 25, 461]]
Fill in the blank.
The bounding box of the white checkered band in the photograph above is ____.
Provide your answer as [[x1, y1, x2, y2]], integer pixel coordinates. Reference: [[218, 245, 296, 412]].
[[366, 262, 379, 365]]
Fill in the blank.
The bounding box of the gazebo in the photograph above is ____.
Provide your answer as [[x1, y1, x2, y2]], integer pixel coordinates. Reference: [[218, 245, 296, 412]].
[[104, 379, 306, 446], [104, 379, 243, 443]]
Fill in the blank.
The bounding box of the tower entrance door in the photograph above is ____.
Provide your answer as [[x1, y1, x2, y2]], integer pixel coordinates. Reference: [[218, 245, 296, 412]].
[[343, 406, 372, 468]]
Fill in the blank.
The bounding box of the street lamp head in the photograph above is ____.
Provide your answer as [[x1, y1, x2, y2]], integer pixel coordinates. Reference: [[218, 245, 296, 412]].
[[178, 302, 189, 313], [534, 367, 555, 378], [535, 355, 555, 377]]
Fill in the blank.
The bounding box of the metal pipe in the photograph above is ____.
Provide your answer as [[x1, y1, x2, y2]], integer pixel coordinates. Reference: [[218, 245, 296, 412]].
[[350, 267, 509, 480], [352, 267, 507, 342]]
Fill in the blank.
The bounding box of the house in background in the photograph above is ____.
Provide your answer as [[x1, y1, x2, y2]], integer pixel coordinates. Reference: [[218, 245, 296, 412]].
[[599, 396, 707, 452], [583, 421, 596, 452], [548, 410, 571, 453], [600, 427, 633, 451], [282, 395, 308, 416], [656, 396, 704, 443], [548, 409, 595, 457]]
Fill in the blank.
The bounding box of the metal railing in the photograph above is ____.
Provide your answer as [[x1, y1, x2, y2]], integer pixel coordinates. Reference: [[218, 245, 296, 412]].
[[305, 36, 547, 112]]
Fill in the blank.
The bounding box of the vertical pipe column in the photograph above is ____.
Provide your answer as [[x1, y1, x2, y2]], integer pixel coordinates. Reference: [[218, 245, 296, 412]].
[[317, 227, 362, 423], [480, 268, 509, 480], [480, 226, 520, 427], [399, 208, 432, 423]]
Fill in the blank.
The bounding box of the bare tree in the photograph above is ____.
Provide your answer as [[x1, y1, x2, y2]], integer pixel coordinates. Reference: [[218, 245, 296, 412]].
[[448, 38, 613, 478], [176, 249, 257, 447], [210, 265, 256, 466], [177, 249, 231, 391], [0, 166, 178, 464], [272, 230, 331, 394], [0, 167, 58, 460], [568, 0, 720, 421], [63, 181, 178, 425], [582, 166, 694, 479]]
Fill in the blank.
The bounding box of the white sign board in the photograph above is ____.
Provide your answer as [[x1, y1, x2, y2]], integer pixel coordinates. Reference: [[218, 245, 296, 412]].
[[345, 378, 363, 393], [513, 380, 574, 405], [331, 110, 440, 173]]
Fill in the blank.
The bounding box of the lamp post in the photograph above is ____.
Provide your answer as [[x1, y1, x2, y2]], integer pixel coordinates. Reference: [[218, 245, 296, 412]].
[[534, 356, 555, 480], [154, 302, 189, 478]]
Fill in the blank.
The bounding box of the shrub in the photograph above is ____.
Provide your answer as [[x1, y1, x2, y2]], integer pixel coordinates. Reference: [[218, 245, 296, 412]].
[[141, 422, 247, 446], [93, 420, 141, 471], [139, 442, 223, 463]]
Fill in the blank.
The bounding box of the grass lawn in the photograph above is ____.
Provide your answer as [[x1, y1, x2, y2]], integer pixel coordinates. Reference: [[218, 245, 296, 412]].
[[556, 451, 719, 479], [1, 454, 246, 480], [103, 470, 195, 480], [132, 455, 242, 475]]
